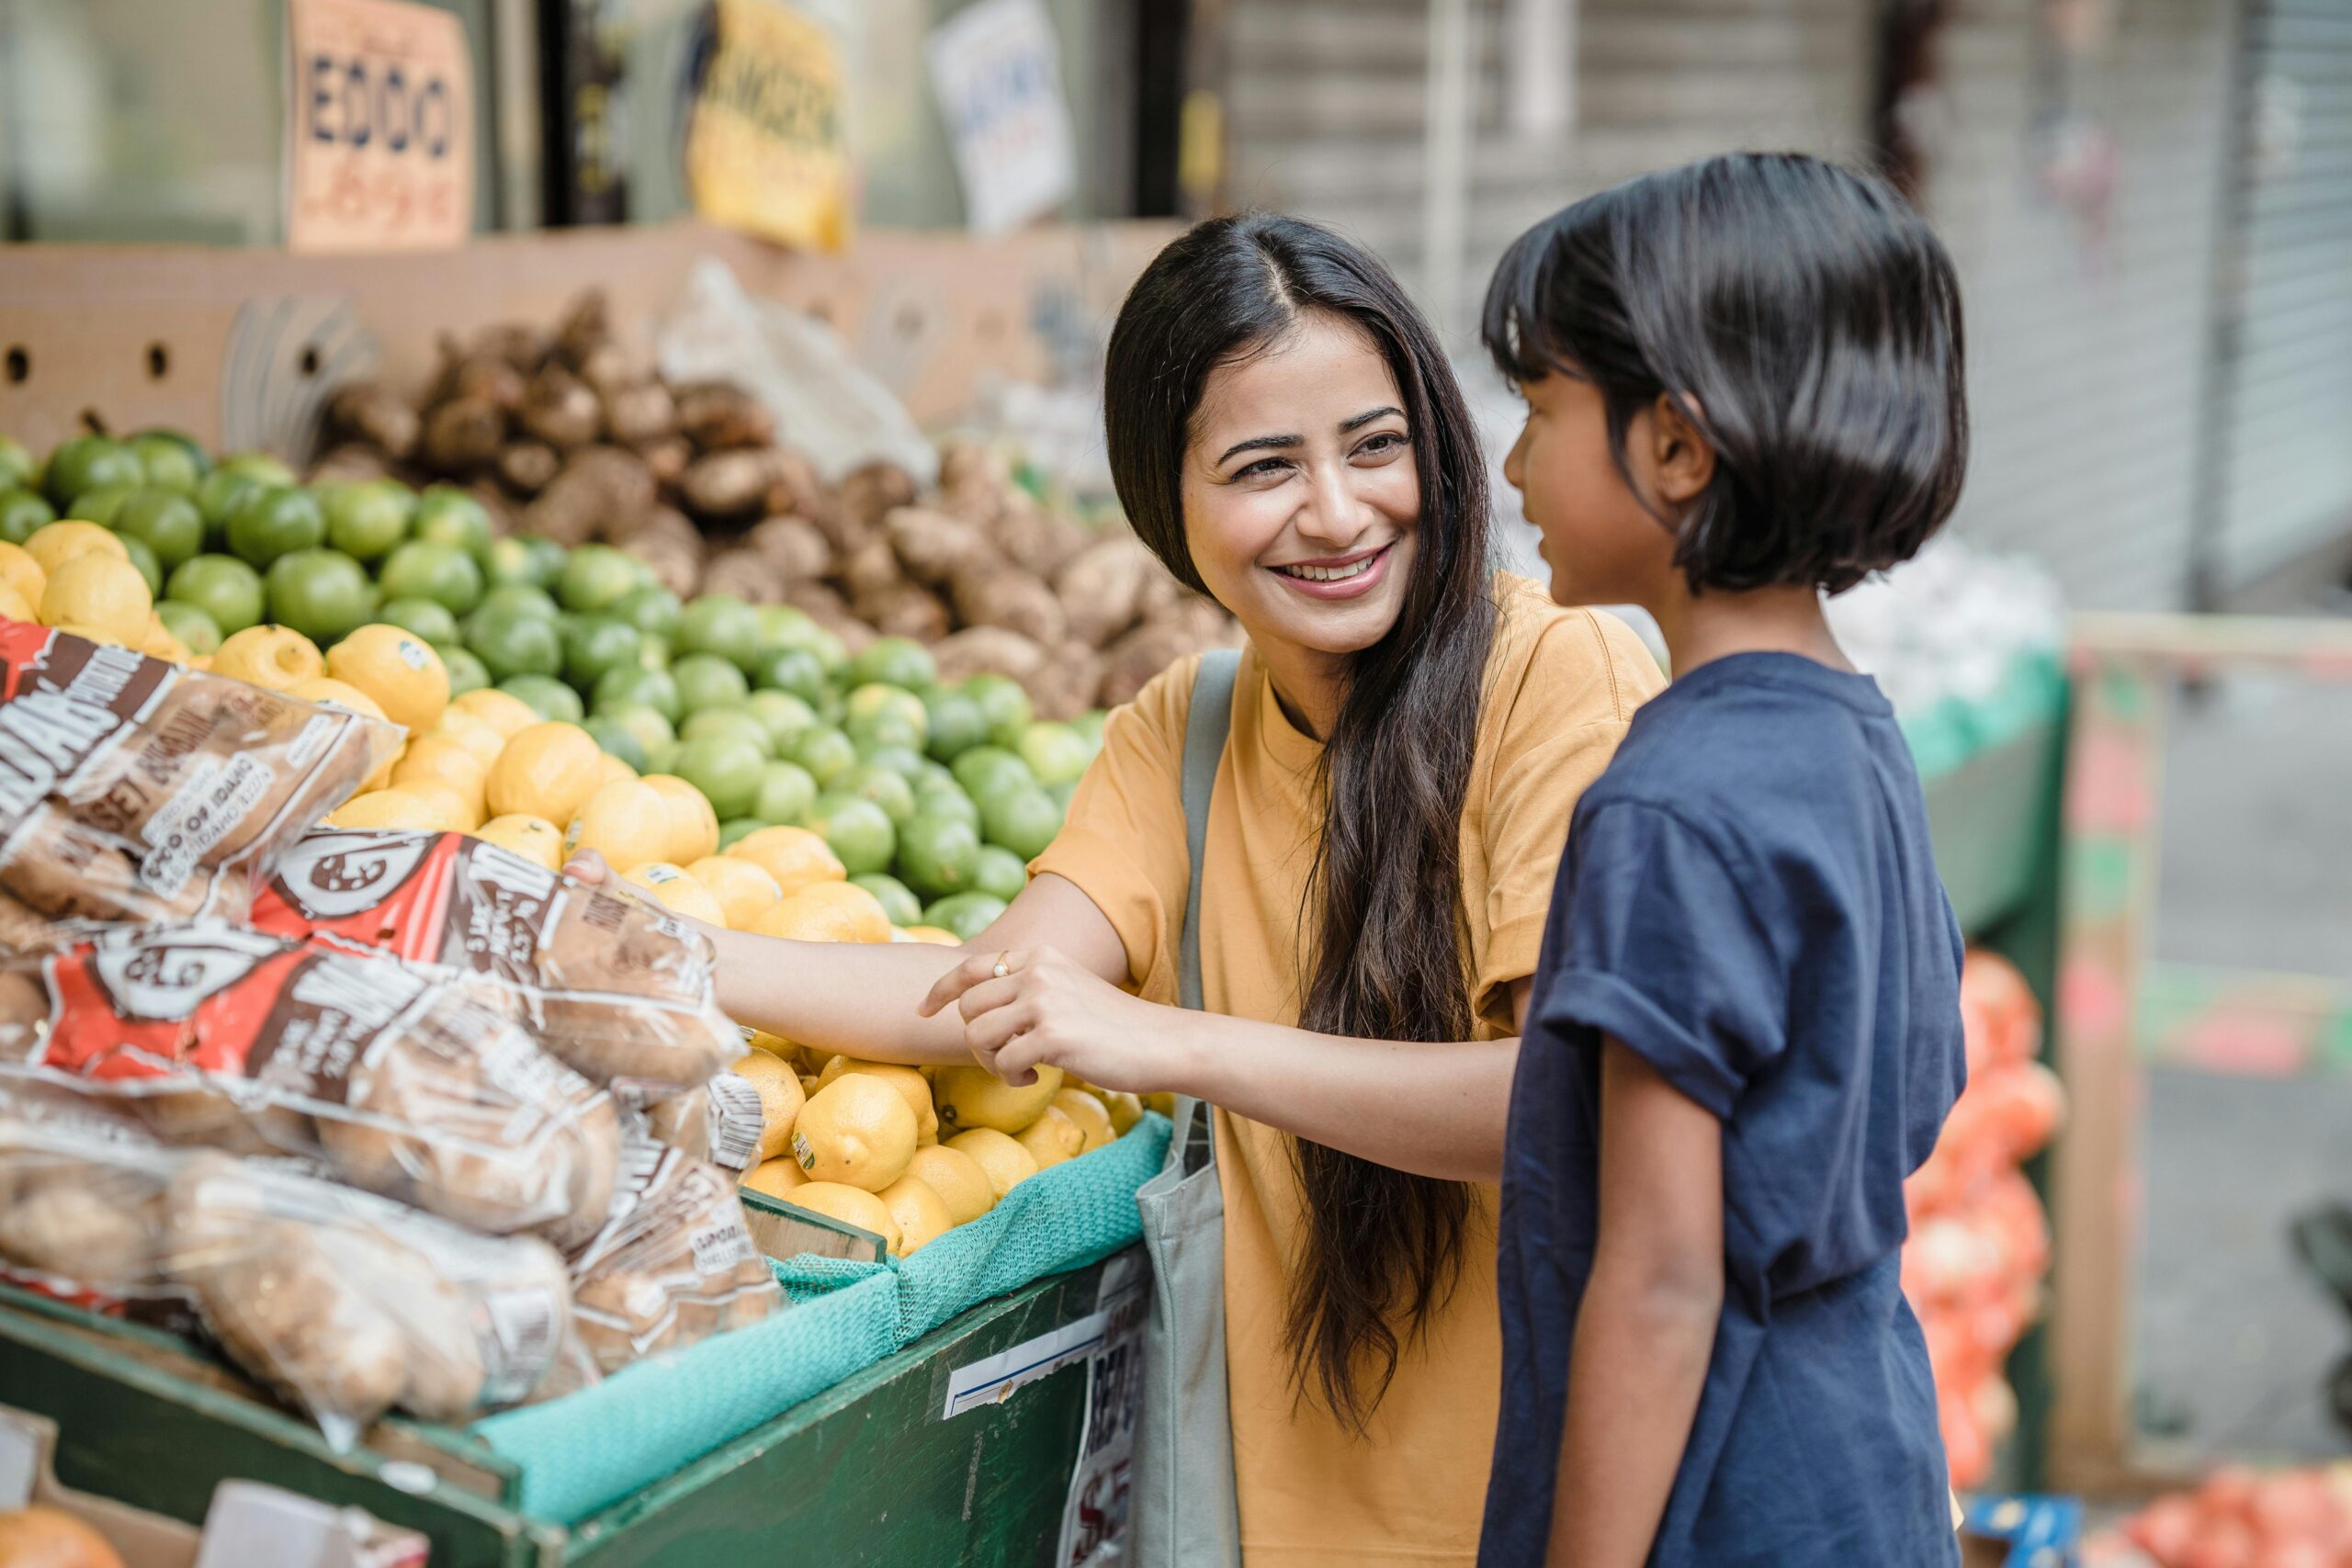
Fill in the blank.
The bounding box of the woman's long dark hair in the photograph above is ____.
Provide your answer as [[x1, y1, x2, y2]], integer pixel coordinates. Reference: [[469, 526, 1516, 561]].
[[1103, 213, 1498, 1431]]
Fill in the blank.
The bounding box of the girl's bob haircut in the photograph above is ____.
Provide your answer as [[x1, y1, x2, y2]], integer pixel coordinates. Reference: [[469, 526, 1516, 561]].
[[1483, 152, 1970, 594]]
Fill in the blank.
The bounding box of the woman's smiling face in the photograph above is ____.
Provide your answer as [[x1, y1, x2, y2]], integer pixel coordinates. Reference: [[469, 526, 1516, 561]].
[[1179, 312, 1420, 663]]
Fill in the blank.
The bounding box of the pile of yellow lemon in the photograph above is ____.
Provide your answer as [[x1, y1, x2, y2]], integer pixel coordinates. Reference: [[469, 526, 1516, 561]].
[[737, 1041, 1147, 1257], [2, 522, 201, 661]]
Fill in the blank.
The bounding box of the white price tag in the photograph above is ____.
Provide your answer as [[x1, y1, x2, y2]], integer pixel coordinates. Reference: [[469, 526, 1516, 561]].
[[925, 0, 1077, 235], [1056, 1251, 1147, 1566]]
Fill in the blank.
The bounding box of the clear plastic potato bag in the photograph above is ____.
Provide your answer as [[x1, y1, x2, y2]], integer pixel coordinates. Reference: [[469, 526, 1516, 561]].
[[0, 1075, 585, 1449], [635, 1071, 766, 1173], [0, 923, 621, 1249], [0, 623, 398, 956], [248, 829, 740, 1092]]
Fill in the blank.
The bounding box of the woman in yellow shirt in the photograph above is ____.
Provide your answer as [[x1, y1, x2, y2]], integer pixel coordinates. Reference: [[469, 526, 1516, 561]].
[[576, 214, 1658, 1563]]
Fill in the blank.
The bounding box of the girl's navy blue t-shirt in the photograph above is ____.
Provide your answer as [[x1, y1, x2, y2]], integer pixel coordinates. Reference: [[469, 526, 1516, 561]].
[[1481, 652, 1967, 1568]]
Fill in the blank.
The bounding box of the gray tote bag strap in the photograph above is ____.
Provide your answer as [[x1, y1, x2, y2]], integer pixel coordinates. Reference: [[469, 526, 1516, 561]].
[[1132, 648, 1242, 1568]]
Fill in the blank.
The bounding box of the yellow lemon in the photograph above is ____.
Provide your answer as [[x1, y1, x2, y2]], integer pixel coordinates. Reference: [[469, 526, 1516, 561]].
[[790, 1074, 918, 1192], [0, 542, 44, 607], [729, 1050, 806, 1163], [781, 1182, 899, 1253], [212, 625, 325, 693], [1140, 1091, 1177, 1118], [944, 1128, 1039, 1201], [391, 732, 490, 818], [291, 677, 399, 788], [741, 1156, 809, 1201], [24, 521, 127, 577], [686, 855, 784, 929], [1014, 1104, 1085, 1170], [745, 1030, 797, 1060], [449, 686, 541, 741], [401, 779, 481, 832], [327, 624, 449, 733], [0, 582, 38, 624], [640, 773, 720, 865], [901, 926, 963, 947], [486, 721, 603, 825], [875, 1175, 955, 1256], [565, 779, 675, 874], [814, 1056, 939, 1145], [1101, 1090, 1144, 1137], [621, 862, 729, 926], [324, 788, 443, 831], [39, 553, 150, 646], [1050, 1088, 1114, 1154], [902, 1144, 995, 1226], [750, 881, 893, 945], [595, 750, 638, 787], [430, 709, 507, 772], [933, 1063, 1063, 1136], [727, 826, 846, 897], [471, 813, 566, 871]]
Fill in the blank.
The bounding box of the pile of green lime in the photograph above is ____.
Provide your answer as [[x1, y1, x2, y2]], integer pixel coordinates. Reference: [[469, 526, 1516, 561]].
[[3, 434, 1102, 934]]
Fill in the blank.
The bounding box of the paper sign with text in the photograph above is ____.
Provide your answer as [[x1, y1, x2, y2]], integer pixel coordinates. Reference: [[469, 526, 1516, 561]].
[[285, 0, 474, 254], [926, 0, 1077, 235], [685, 0, 852, 252]]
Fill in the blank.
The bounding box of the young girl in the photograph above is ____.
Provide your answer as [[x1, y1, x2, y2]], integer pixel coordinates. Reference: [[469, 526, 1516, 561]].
[[1476, 154, 1972, 1566]]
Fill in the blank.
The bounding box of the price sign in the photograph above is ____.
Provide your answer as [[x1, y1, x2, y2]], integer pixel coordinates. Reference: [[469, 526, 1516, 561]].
[[285, 0, 474, 254], [926, 0, 1077, 235], [684, 0, 852, 252]]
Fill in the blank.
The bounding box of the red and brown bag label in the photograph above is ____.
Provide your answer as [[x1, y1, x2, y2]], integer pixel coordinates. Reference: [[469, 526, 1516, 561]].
[[0, 630, 175, 823], [253, 829, 568, 986]]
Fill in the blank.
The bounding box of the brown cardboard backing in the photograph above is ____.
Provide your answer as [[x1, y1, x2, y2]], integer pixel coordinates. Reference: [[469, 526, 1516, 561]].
[[0, 220, 1178, 458]]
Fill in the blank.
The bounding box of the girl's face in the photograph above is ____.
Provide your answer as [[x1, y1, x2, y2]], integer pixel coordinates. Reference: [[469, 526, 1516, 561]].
[[1179, 313, 1420, 663], [1502, 371, 1679, 608]]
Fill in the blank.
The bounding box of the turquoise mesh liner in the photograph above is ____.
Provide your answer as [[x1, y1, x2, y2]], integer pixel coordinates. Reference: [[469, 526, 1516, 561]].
[[473, 1114, 1171, 1524]]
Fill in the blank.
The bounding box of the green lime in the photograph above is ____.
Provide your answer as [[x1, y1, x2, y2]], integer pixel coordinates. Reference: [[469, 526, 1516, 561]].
[[379, 539, 485, 615], [718, 818, 765, 852], [837, 762, 917, 827], [922, 689, 991, 761], [217, 452, 296, 490], [673, 735, 766, 820], [377, 596, 462, 647], [483, 534, 557, 589], [562, 615, 645, 692], [972, 845, 1030, 903], [786, 725, 858, 788], [742, 689, 820, 750], [843, 682, 929, 747], [804, 792, 896, 876], [43, 435, 143, 507], [755, 604, 826, 653], [981, 787, 1063, 861], [753, 645, 829, 706], [962, 673, 1035, 749], [499, 673, 584, 725], [1049, 779, 1078, 812], [913, 776, 981, 829], [752, 760, 819, 825], [852, 874, 923, 928], [856, 742, 929, 784], [266, 548, 375, 646], [64, 484, 136, 526], [896, 814, 984, 901], [849, 637, 937, 692], [477, 582, 560, 623], [1071, 710, 1108, 750], [112, 490, 205, 572], [672, 652, 750, 714], [0, 436, 33, 490], [194, 469, 261, 536], [638, 633, 671, 671], [677, 593, 763, 672], [582, 714, 649, 772], [679, 707, 777, 761], [413, 487, 493, 559], [596, 702, 677, 763], [226, 487, 326, 568], [1017, 722, 1093, 787], [952, 745, 1036, 800], [594, 664, 684, 723], [164, 554, 266, 636], [646, 739, 679, 775], [613, 583, 684, 639], [153, 601, 222, 656], [559, 544, 643, 615], [119, 536, 163, 596], [922, 892, 1009, 943], [127, 432, 207, 495], [0, 489, 57, 546], [441, 647, 492, 697], [465, 608, 563, 682], [322, 479, 413, 562]]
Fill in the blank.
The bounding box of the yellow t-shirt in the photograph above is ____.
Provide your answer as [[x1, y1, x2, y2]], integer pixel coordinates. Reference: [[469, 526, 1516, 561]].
[[1034, 575, 1663, 1566]]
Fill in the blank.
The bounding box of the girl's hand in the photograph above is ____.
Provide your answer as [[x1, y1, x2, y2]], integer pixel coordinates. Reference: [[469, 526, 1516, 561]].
[[917, 947, 1191, 1094], [561, 849, 613, 886]]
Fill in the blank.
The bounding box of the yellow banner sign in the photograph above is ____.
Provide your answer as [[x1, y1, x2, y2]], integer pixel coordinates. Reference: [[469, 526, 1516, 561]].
[[685, 0, 852, 252]]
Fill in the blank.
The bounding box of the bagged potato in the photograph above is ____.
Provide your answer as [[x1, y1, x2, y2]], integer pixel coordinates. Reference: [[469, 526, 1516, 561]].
[[0, 1077, 582, 1448], [0, 923, 620, 1247], [249, 829, 739, 1091], [636, 1072, 765, 1173], [0, 623, 395, 954]]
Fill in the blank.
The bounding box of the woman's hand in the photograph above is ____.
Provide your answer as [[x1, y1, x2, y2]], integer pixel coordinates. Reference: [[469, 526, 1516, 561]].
[[917, 947, 1193, 1094], [560, 849, 612, 886]]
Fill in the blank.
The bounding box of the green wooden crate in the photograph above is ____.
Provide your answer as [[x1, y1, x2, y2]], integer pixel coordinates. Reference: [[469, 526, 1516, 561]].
[[0, 1251, 1129, 1568], [1921, 714, 2064, 938]]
